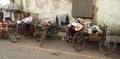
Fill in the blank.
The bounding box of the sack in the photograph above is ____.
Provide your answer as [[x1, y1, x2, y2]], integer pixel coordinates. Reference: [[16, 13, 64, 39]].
[[92, 27, 98, 33]]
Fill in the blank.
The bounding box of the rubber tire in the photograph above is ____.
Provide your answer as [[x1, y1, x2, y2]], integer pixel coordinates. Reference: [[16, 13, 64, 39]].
[[99, 36, 116, 55], [9, 28, 22, 43], [73, 32, 85, 52]]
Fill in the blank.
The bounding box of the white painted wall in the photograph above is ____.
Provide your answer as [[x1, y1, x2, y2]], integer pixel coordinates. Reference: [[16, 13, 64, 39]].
[[96, 0, 120, 35], [21, 0, 72, 20], [0, 0, 10, 6], [15, 0, 120, 35]]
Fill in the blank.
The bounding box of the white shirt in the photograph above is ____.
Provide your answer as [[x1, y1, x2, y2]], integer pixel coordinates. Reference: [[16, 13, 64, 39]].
[[22, 16, 33, 23]]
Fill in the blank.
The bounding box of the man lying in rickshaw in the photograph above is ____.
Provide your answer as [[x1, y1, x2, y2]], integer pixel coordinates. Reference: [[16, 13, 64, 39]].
[[66, 18, 85, 42], [67, 18, 94, 40], [40, 19, 58, 40], [67, 18, 103, 42]]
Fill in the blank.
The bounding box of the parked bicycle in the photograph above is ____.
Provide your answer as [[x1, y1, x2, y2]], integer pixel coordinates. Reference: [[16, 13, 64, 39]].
[[99, 24, 116, 55]]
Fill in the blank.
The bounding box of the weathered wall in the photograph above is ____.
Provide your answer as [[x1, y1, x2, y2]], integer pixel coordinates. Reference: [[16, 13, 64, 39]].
[[14, 0, 120, 35], [96, 0, 120, 35], [21, 0, 73, 20]]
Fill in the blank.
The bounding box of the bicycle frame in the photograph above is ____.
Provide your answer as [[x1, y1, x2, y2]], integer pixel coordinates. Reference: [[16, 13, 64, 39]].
[[100, 26, 111, 46]]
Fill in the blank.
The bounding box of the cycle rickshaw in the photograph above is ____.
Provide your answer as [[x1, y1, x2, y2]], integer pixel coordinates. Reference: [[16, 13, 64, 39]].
[[8, 20, 45, 43], [67, 22, 116, 55], [39, 14, 69, 47], [39, 19, 59, 47]]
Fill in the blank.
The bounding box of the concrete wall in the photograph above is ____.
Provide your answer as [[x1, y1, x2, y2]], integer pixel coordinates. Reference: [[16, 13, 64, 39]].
[[21, 0, 73, 20], [14, 0, 120, 35], [96, 0, 120, 35]]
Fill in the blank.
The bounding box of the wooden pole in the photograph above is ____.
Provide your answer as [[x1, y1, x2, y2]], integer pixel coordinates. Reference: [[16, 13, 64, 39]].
[[93, 0, 98, 25]]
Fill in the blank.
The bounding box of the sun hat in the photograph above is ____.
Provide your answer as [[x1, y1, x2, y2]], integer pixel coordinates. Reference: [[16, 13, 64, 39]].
[[74, 23, 83, 31]]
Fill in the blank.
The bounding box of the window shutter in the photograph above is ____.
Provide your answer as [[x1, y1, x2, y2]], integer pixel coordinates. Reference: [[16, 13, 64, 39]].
[[72, 0, 93, 18]]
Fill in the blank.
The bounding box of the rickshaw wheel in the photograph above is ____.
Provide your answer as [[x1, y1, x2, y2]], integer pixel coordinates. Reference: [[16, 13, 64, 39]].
[[9, 28, 22, 43], [73, 32, 85, 51], [99, 35, 116, 55], [39, 31, 47, 47]]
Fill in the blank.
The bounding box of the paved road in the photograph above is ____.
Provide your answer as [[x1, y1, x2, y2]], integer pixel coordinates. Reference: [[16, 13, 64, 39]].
[[0, 33, 120, 59]]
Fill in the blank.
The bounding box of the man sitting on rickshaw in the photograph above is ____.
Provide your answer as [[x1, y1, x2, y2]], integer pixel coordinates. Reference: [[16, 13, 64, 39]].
[[21, 13, 33, 25], [17, 13, 33, 35]]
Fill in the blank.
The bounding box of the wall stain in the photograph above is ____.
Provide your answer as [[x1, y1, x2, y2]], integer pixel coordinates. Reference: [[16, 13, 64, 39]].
[[53, 0, 60, 10]]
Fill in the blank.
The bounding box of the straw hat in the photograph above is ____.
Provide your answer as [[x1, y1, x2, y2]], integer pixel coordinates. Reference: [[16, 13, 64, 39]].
[[74, 23, 83, 31]]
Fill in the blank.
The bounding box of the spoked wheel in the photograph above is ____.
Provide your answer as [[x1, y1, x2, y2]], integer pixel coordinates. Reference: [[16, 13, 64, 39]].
[[39, 31, 46, 47], [73, 32, 85, 51], [99, 35, 116, 55], [51, 30, 58, 40], [9, 28, 22, 43]]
